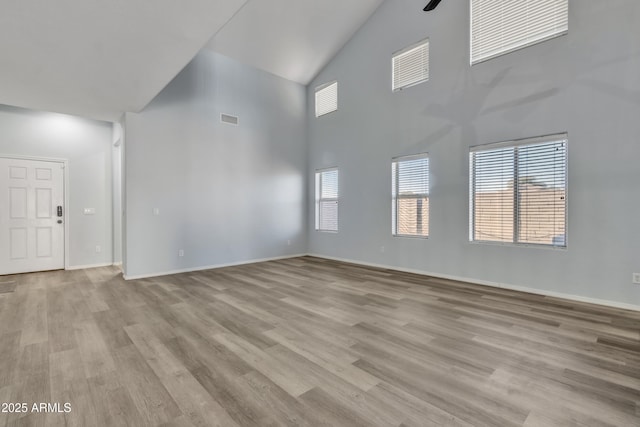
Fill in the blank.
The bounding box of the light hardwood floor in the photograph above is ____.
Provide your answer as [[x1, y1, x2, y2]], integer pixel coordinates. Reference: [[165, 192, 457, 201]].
[[0, 256, 639, 426]]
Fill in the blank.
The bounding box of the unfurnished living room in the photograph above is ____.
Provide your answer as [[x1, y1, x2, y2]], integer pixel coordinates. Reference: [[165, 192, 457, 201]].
[[0, 0, 639, 426]]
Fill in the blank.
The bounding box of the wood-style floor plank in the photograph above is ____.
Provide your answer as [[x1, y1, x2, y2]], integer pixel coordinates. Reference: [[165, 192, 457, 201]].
[[0, 256, 638, 426]]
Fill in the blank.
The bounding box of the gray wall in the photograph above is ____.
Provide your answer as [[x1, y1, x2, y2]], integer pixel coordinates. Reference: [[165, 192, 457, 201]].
[[307, 0, 640, 306], [0, 105, 114, 268], [124, 50, 307, 278]]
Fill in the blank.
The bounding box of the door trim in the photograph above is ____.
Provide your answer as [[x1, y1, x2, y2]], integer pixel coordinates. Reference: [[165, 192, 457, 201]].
[[0, 154, 69, 270]]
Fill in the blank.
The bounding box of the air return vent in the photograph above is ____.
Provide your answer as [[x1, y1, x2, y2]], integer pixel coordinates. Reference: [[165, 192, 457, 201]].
[[220, 113, 239, 125]]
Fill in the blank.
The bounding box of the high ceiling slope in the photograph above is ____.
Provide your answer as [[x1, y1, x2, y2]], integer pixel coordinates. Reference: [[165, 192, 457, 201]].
[[0, 0, 383, 121], [207, 0, 385, 85], [0, 0, 248, 121]]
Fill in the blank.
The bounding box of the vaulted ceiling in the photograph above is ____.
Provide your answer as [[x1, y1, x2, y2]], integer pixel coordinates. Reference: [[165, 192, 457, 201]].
[[207, 0, 385, 86], [0, 0, 384, 122]]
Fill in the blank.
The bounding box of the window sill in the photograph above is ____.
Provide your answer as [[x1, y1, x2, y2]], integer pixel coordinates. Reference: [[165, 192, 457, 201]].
[[393, 234, 429, 240], [468, 240, 567, 251]]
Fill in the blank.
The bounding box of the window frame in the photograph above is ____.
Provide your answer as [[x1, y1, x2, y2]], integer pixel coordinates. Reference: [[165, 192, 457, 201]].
[[314, 81, 338, 118], [469, 133, 568, 248], [392, 38, 430, 92], [315, 167, 339, 232], [470, 0, 569, 65], [392, 153, 430, 238]]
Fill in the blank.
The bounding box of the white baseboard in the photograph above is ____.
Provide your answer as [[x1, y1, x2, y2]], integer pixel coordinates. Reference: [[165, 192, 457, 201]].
[[66, 262, 116, 271], [117, 251, 639, 312], [122, 254, 308, 281], [307, 253, 640, 312]]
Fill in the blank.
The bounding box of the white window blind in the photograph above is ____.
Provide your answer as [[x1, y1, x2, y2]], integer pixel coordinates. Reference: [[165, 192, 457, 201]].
[[470, 0, 568, 65], [315, 81, 338, 117], [393, 39, 429, 91], [315, 168, 339, 231], [392, 154, 429, 237], [469, 134, 567, 247]]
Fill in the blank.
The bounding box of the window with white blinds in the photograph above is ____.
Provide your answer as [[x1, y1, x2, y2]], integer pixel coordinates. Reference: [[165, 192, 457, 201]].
[[470, 0, 569, 65], [392, 154, 429, 237], [469, 134, 567, 247], [315, 81, 338, 117], [392, 39, 429, 91], [315, 168, 339, 232]]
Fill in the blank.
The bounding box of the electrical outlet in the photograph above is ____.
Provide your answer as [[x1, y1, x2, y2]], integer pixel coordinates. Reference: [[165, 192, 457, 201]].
[[380, 246, 385, 253], [95, 245, 101, 253], [287, 240, 291, 246], [178, 249, 184, 257], [633, 273, 640, 285]]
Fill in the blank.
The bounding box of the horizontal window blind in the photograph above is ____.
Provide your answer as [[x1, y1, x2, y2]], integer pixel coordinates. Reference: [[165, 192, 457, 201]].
[[392, 39, 429, 91], [470, 147, 516, 243], [392, 155, 429, 237], [471, 0, 568, 64], [469, 134, 567, 247], [315, 81, 338, 117], [316, 169, 339, 231]]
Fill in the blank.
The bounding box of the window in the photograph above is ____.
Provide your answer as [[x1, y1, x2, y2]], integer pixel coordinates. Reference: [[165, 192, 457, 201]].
[[469, 134, 567, 247], [392, 154, 429, 237], [392, 39, 429, 91], [470, 0, 569, 65], [315, 168, 339, 231], [315, 81, 338, 117]]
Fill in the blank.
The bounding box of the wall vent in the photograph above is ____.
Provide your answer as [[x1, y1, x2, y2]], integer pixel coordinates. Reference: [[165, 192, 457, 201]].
[[220, 113, 239, 126]]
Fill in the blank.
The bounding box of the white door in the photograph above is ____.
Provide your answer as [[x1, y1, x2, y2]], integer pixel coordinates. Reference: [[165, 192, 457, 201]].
[[0, 158, 65, 275]]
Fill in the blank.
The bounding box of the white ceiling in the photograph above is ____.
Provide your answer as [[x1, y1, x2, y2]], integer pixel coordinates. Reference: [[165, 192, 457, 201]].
[[0, 0, 383, 122], [207, 0, 385, 85], [0, 0, 248, 121]]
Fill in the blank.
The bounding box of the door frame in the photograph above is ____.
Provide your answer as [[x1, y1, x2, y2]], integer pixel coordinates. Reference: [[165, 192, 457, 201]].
[[0, 154, 69, 270]]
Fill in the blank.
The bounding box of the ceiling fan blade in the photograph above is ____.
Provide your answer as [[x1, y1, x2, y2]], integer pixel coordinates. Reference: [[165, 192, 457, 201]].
[[424, 0, 442, 11]]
